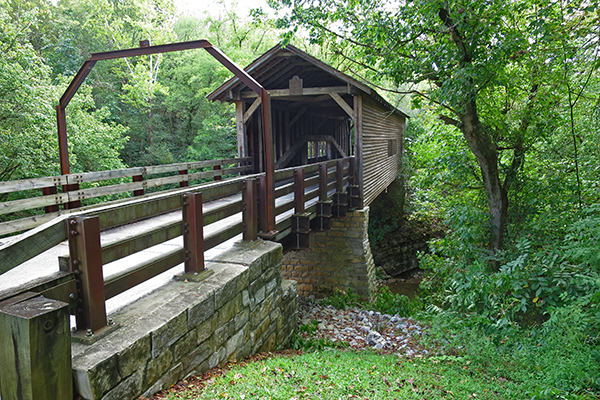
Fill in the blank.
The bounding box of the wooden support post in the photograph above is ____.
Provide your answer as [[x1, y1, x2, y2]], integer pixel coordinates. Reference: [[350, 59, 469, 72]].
[[213, 165, 222, 181], [257, 175, 277, 241], [242, 179, 258, 241], [294, 168, 305, 214], [333, 160, 347, 217], [348, 157, 361, 210], [63, 183, 82, 210], [291, 168, 310, 249], [179, 169, 189, 187], [0, 295, 72, 400], [319, 162, 328, 202], [68, 216, 107, 336], [132, 174, 145, 196], [42, 186, 60, 213], [316, 162, 332, 231], [182, 192, 204, 274]]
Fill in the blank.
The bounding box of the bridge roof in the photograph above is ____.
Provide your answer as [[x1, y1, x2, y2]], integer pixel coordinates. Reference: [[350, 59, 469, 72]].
[[207, 44, 408, 118]]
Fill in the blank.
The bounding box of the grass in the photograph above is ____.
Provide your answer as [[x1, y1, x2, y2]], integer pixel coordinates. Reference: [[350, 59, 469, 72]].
[[161, 349, 524, 399]]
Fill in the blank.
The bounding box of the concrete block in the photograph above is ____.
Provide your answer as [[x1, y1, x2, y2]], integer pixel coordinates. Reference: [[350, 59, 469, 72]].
[[187, 293, 215, 328], [144, 349, 173, 388], [213, 265, 248, 310], [73, 355, 120, 400], [217, 293, 242, 326], [226, 330, 244, 358], [196, 315, 216, 344], [181, 339, 213, 374], [118, 335, 151, 378], [101, 369, 143, 400], [152, 312, 187, 358], [214, 319, 235, 347], [142, 362, 184, 398], [234, 308, 249, 331], [252, 316, 270, 340], [253, 285, 266, 306], [241, 290, 250, 307], [173, 330, 197, 363], [208, 346, 226, 369]]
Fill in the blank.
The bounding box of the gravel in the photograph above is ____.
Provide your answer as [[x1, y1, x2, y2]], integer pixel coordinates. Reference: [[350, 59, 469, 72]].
[[297, 299, 428, 357]]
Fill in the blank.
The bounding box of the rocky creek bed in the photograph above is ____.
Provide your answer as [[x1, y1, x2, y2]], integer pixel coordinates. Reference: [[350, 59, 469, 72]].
[[297, 299, 429, 357]]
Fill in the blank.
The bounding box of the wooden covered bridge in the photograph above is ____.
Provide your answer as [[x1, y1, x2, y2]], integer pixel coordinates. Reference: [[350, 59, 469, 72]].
[[0, 41, 407, 400]]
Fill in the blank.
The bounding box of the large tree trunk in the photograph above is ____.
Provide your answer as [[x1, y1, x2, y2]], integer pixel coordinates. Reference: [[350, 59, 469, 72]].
[[460, 101, 508, 252]]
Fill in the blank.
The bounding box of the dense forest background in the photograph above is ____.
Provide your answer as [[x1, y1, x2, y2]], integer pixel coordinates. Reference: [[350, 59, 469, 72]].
[[1, 0, 599, 396], [0, 0, 289, 181]]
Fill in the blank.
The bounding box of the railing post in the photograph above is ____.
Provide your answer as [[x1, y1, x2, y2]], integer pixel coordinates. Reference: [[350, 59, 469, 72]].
[[213, 164, 222, 181], [63, 183, 82, 210], [42, 186, 60, 213], [291, 168, 310, 249], [294, 168, 305, 214], [68, 216, 111, 342], [257, 175, 277, 241], [182, 192, 204, 273], [333, 159, 347, 217], [133, 174, 145, 196], [0, 295, 72, 399], [348, 157, 361, 210], [179, 169, 189, 187], [242, 178, 258, 241], [316, 162, 332, 231]]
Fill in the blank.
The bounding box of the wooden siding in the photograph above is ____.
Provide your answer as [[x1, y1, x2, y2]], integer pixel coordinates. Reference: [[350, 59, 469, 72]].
[[360, 95, 405, 206]]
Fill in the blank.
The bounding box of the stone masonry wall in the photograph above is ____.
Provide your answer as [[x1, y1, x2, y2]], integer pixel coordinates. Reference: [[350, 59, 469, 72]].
[[70, 240, 297, 400], [281, 207, 377, 302]]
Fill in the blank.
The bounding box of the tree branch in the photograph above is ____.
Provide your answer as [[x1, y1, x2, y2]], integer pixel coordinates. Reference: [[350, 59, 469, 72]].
[[438, 114, 461, 127]]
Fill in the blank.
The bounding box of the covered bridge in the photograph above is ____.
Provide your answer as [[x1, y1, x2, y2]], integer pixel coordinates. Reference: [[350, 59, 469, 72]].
[[208, 44, 408, 207]]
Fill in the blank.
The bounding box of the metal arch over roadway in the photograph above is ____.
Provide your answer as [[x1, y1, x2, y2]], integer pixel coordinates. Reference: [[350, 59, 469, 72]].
[[57, 40, 276, 234]]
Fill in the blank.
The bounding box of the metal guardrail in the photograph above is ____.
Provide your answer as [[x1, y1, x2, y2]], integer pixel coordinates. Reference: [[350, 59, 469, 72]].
[[0, 156, 358, 341]]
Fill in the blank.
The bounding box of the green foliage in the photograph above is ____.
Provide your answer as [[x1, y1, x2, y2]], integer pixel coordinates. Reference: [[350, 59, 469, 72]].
[[187, 114, 237, 162], [320, 288, 360, 310], [424, 314, 600, 398], [320, 286, 423, 317], [368, 286, 423, 318]]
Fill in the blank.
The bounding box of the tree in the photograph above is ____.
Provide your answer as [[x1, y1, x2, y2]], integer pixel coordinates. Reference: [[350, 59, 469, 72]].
[[0, 0, 128, 184], [270, 0, 599, 254]]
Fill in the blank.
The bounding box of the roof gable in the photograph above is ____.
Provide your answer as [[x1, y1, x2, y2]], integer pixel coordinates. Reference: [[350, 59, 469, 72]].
[[207, 44, 408, 118]]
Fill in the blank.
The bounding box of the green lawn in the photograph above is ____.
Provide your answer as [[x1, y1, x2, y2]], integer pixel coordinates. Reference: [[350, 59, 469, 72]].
[[162, 349, 524, 399]]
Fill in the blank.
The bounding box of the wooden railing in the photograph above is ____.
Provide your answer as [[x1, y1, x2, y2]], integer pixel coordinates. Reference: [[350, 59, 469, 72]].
[[0, 156, 357, 341], [0, 157, 252, 237]]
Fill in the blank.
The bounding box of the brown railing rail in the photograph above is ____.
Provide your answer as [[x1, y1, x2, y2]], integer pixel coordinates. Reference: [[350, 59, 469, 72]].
[[0, 157, 252, 237], [0, 156, 357, 339]]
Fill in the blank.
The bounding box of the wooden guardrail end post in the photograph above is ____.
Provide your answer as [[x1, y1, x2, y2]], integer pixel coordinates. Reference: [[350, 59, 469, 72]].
[[0, 295, 72, 399]]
